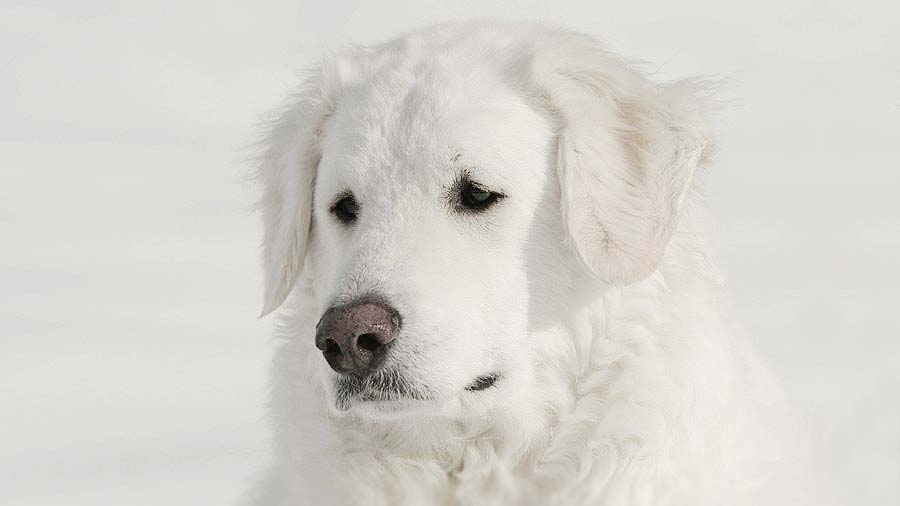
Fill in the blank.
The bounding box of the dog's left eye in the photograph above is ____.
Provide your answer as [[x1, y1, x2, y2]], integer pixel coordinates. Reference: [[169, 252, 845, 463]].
[[458, 178, 504, 212]]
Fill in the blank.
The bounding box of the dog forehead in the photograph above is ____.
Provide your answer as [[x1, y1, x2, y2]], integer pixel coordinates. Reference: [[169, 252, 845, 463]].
[[318, 64, 554, 195]]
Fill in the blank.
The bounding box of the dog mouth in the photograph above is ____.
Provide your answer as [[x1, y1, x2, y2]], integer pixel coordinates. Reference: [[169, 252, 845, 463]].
[[333, 368, 427, 410], [333, 370, 501, 410]]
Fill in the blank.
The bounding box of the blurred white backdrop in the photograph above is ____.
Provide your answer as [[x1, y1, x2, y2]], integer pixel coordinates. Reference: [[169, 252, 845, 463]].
[[1, 1, 897, 505]]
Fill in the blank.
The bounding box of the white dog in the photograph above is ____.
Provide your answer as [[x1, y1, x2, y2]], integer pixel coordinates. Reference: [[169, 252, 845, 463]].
[[245, 21, 817, 506]]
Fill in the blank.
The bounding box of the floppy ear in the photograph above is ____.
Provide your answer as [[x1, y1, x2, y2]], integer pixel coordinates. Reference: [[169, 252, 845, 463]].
[[256, 57, 348, 316], [531, 34, 713, 285]]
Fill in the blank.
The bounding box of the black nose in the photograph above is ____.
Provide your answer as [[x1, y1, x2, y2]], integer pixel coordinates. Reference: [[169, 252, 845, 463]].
[[315, 297, 401, 376]]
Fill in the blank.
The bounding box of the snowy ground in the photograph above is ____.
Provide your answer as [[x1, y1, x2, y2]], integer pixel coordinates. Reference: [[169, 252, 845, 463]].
[[2, 2, 897, 505]]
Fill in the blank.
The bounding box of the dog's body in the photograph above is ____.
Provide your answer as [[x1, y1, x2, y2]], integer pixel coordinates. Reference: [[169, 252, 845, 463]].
[[246, 21, 815, 506]]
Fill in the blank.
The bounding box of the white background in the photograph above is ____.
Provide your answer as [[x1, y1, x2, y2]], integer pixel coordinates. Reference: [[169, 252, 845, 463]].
[[1, 1, 898, 505]]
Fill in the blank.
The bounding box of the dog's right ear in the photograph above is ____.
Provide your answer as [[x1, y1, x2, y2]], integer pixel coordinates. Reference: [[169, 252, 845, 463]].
[[256, 56, 349, 317]]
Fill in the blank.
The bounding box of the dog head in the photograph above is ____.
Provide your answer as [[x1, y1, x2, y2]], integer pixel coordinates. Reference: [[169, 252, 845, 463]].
[[255, 24, 711, 414]]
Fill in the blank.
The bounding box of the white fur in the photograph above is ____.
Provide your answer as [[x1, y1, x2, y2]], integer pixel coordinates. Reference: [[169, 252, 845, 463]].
[[244, 21, 818, 506]]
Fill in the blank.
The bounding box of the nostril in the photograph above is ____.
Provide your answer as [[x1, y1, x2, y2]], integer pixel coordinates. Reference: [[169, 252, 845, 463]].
[[356, 333, 382, 352], [323, 339, 341, 357]]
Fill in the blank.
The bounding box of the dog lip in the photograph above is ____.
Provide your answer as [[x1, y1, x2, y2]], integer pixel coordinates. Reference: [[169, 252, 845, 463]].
[[465, 373, 500, 392], [333, 368, 428, 410]]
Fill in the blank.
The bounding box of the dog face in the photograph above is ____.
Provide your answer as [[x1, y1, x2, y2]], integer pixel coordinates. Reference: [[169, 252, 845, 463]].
[[309, 71, 558, 409], [256, 26, 711, 414]]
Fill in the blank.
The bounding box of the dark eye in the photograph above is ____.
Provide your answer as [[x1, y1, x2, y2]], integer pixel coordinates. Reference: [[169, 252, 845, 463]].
[[459, 179, 504, 212], [330, 192, 359, 224]]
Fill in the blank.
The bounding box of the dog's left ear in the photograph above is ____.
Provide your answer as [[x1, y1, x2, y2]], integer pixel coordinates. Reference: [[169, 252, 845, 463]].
[[530, 34, 714, 285]]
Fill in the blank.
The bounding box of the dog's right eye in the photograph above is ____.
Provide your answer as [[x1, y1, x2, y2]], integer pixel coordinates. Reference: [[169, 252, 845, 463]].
[[330, 193, 359, 224]]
